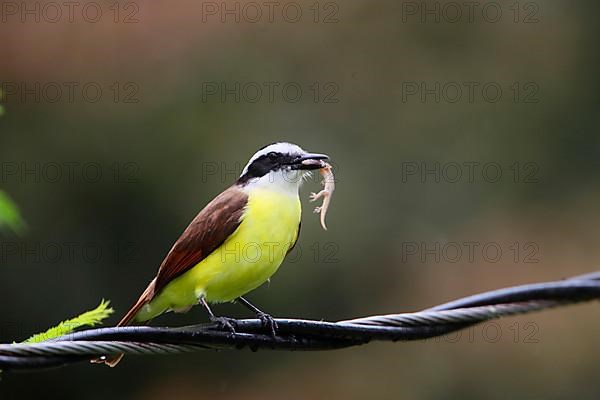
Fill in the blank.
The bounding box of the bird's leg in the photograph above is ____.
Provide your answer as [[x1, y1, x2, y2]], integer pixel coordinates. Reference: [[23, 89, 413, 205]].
[[236, 296, 278, 336], [200, 297, 236, 333]]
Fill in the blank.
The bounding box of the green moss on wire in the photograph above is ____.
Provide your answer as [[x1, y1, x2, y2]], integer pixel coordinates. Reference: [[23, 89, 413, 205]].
[[23, 300, 114, 343]]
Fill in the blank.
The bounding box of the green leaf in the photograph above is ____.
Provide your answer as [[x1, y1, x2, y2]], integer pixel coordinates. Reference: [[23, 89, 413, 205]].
[[23, 300, 114, 343], [0, 190, 26, 234]]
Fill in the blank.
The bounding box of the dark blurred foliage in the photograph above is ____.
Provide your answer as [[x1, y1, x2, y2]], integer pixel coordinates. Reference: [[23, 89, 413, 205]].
[[1, 0, 600, 399]]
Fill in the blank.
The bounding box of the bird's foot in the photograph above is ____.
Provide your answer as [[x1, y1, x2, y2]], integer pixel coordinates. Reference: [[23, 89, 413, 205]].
[[257, 312, 278, 337], [209, 316, 237, 333]]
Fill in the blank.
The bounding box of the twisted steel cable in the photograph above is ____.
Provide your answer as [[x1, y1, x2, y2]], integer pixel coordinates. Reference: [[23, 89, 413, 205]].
[[1, 272, 599, 371]]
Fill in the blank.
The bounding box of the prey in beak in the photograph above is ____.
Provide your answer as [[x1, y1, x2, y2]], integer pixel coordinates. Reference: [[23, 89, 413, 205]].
[[291, 153, 329, 170], [308, 161, 335, 230], [283, 150, 335, 230]]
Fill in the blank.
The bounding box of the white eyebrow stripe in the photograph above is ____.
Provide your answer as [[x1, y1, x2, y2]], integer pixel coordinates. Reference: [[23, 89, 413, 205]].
[[241, 142, 305, 176]]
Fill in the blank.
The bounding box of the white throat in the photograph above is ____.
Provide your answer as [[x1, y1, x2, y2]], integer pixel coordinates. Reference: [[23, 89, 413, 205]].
[[241, 169, 307, 196]]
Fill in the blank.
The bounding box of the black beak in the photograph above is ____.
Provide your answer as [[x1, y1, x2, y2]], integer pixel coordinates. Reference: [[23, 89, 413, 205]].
[[293, 153, 329, 170]]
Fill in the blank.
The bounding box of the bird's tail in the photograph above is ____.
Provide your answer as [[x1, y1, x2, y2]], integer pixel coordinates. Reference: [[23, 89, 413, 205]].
[[91, 279, 156, 367]]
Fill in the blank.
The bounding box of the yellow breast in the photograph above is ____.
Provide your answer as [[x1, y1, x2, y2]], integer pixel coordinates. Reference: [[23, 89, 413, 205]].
[[138, 188, 301, 321], [200, 187, 301, 301]]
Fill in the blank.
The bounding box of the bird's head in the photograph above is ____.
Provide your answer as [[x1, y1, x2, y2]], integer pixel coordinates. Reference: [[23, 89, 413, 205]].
[[237, 142, 329, 193]]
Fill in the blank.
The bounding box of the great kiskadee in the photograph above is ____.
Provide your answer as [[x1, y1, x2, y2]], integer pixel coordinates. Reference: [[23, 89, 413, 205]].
[[96, 142, 329, 366]]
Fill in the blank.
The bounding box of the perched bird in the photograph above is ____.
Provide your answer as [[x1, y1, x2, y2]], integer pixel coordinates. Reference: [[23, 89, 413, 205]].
[[95, 142, 329, 366]]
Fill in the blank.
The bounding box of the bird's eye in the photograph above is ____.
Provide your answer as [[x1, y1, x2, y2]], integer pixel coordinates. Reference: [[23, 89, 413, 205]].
[[267, 152, 278, 159]]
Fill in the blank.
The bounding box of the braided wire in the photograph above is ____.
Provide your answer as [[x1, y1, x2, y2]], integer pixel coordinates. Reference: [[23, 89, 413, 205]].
[[341, 300, 558, 326], [1, 272, 599, 371]]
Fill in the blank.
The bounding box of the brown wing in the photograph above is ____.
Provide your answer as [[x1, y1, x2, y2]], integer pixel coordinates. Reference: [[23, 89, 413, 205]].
[[153, 185, 248, 295], [95, 186, 248, 366]]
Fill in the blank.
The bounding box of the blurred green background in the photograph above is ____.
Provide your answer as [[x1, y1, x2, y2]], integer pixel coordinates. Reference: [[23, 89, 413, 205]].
[[1, 0, 600, 398]]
